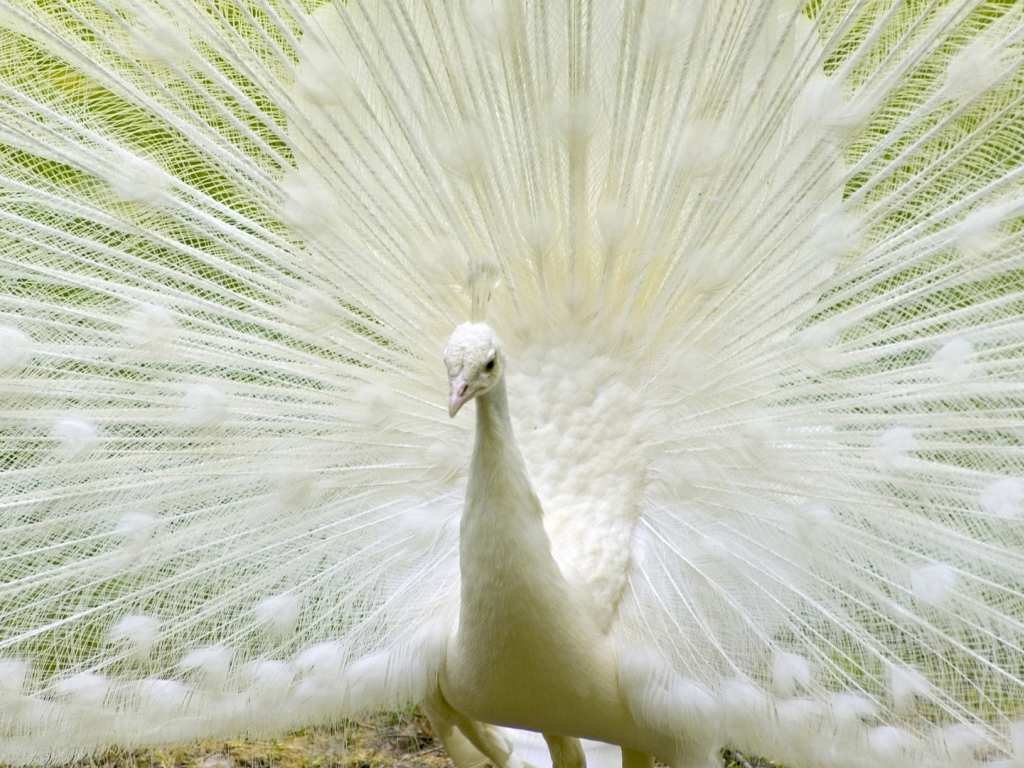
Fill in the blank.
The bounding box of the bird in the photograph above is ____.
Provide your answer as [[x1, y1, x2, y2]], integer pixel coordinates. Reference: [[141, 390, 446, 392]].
[[1, 0, 1023, 766], [435, 321, 714, 768]]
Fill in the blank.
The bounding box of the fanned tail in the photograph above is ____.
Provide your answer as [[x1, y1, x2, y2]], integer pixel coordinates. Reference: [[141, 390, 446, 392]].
[[0, 1, 1023, 766]]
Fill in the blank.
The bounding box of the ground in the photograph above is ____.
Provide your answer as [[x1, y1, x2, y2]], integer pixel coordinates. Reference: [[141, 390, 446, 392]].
[[62, 712, 446, 768], [56, 711, 783, 768]]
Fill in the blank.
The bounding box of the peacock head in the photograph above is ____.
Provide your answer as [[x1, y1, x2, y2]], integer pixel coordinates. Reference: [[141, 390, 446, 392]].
[[444, 322, 503, 417]]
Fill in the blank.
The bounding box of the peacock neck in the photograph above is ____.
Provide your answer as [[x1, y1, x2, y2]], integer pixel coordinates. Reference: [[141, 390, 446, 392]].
[[465, 375, 543, 521], [460, 373, 558, 598], [472, 378, 520, 468]]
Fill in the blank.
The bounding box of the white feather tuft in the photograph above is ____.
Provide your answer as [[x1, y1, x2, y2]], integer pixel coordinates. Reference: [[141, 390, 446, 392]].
[[135, 679, 190, 714], [686, 247, 733, 292], [674, 120, 733, 176], [889, 665, 930, 715], [110, 615, 160, 661], [272, 467, 317, 510], [345, 620, 446, 715], [0, 660, 28, 700], [294, 34, 355, 108], [794, 324, 838, 372], [775, 698, 826, 757], [341, 652, 388, 712], [831, 692, 878, 732], [294, 643, 347, 687], [793, 503, 833, 548], [293, 642, 348, 713], [246, 661, 294, 708], [399, 508, 452, 557], [868, 725, 918, 764], [181, 646, 233, 692], [435, 124, 488, 180], [719, 679, 771, 752], [551, 97, 597, 151], [52, 418, 99, 460], [876, 427, 916, 472], [280, 169, 346, 236], [425, 439, 468, 487], [0, 327, 32, 370], [937, 723, 987, 764], [644, 0, 702, 60], [182, 384, 229, 428], [944, 40, 1004, 102], [618, 647, 719, 736], [808, 212, 862, 262], [932, 338, 974, 382], [255, 595, 301, 640], [911, 563, 957, 607], [468, 0, 511, 47], [56, 673, 110, 706], [114, 513, 159, 556], [124, 6, 191, 66], [127, 304, 176, 347], [980, 478, 1024, 519], [518, 212, 558, 258], [955, 207, 1008, 258], [105, 154, 171, 206], [772, 652, 811, 698], [289, 288, 339, 333], [596, 203, 633, 251]]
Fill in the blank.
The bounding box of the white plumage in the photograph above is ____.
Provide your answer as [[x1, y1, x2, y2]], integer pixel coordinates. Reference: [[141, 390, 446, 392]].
[[1, 1, 1024, 767]]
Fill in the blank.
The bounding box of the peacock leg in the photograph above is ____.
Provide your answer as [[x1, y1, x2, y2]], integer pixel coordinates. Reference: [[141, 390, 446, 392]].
[[620, 748, 653, 768], [543, 734, 586, 768], [423, 687, 533, 768]]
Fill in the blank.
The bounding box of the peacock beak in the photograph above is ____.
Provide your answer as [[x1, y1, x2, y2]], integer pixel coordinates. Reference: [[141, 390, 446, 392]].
[[448, 369, 471, 418]]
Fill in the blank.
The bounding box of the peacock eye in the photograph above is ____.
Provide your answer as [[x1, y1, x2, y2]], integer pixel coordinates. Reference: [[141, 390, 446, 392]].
[[485, 358, 495, 371]]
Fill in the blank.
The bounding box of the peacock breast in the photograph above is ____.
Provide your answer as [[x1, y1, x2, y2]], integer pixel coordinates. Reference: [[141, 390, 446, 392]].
[[506, 344, 650, 631]]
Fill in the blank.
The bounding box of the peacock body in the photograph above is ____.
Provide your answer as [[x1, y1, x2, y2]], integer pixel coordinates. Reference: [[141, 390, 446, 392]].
[[1, 0, 1024, 766]]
